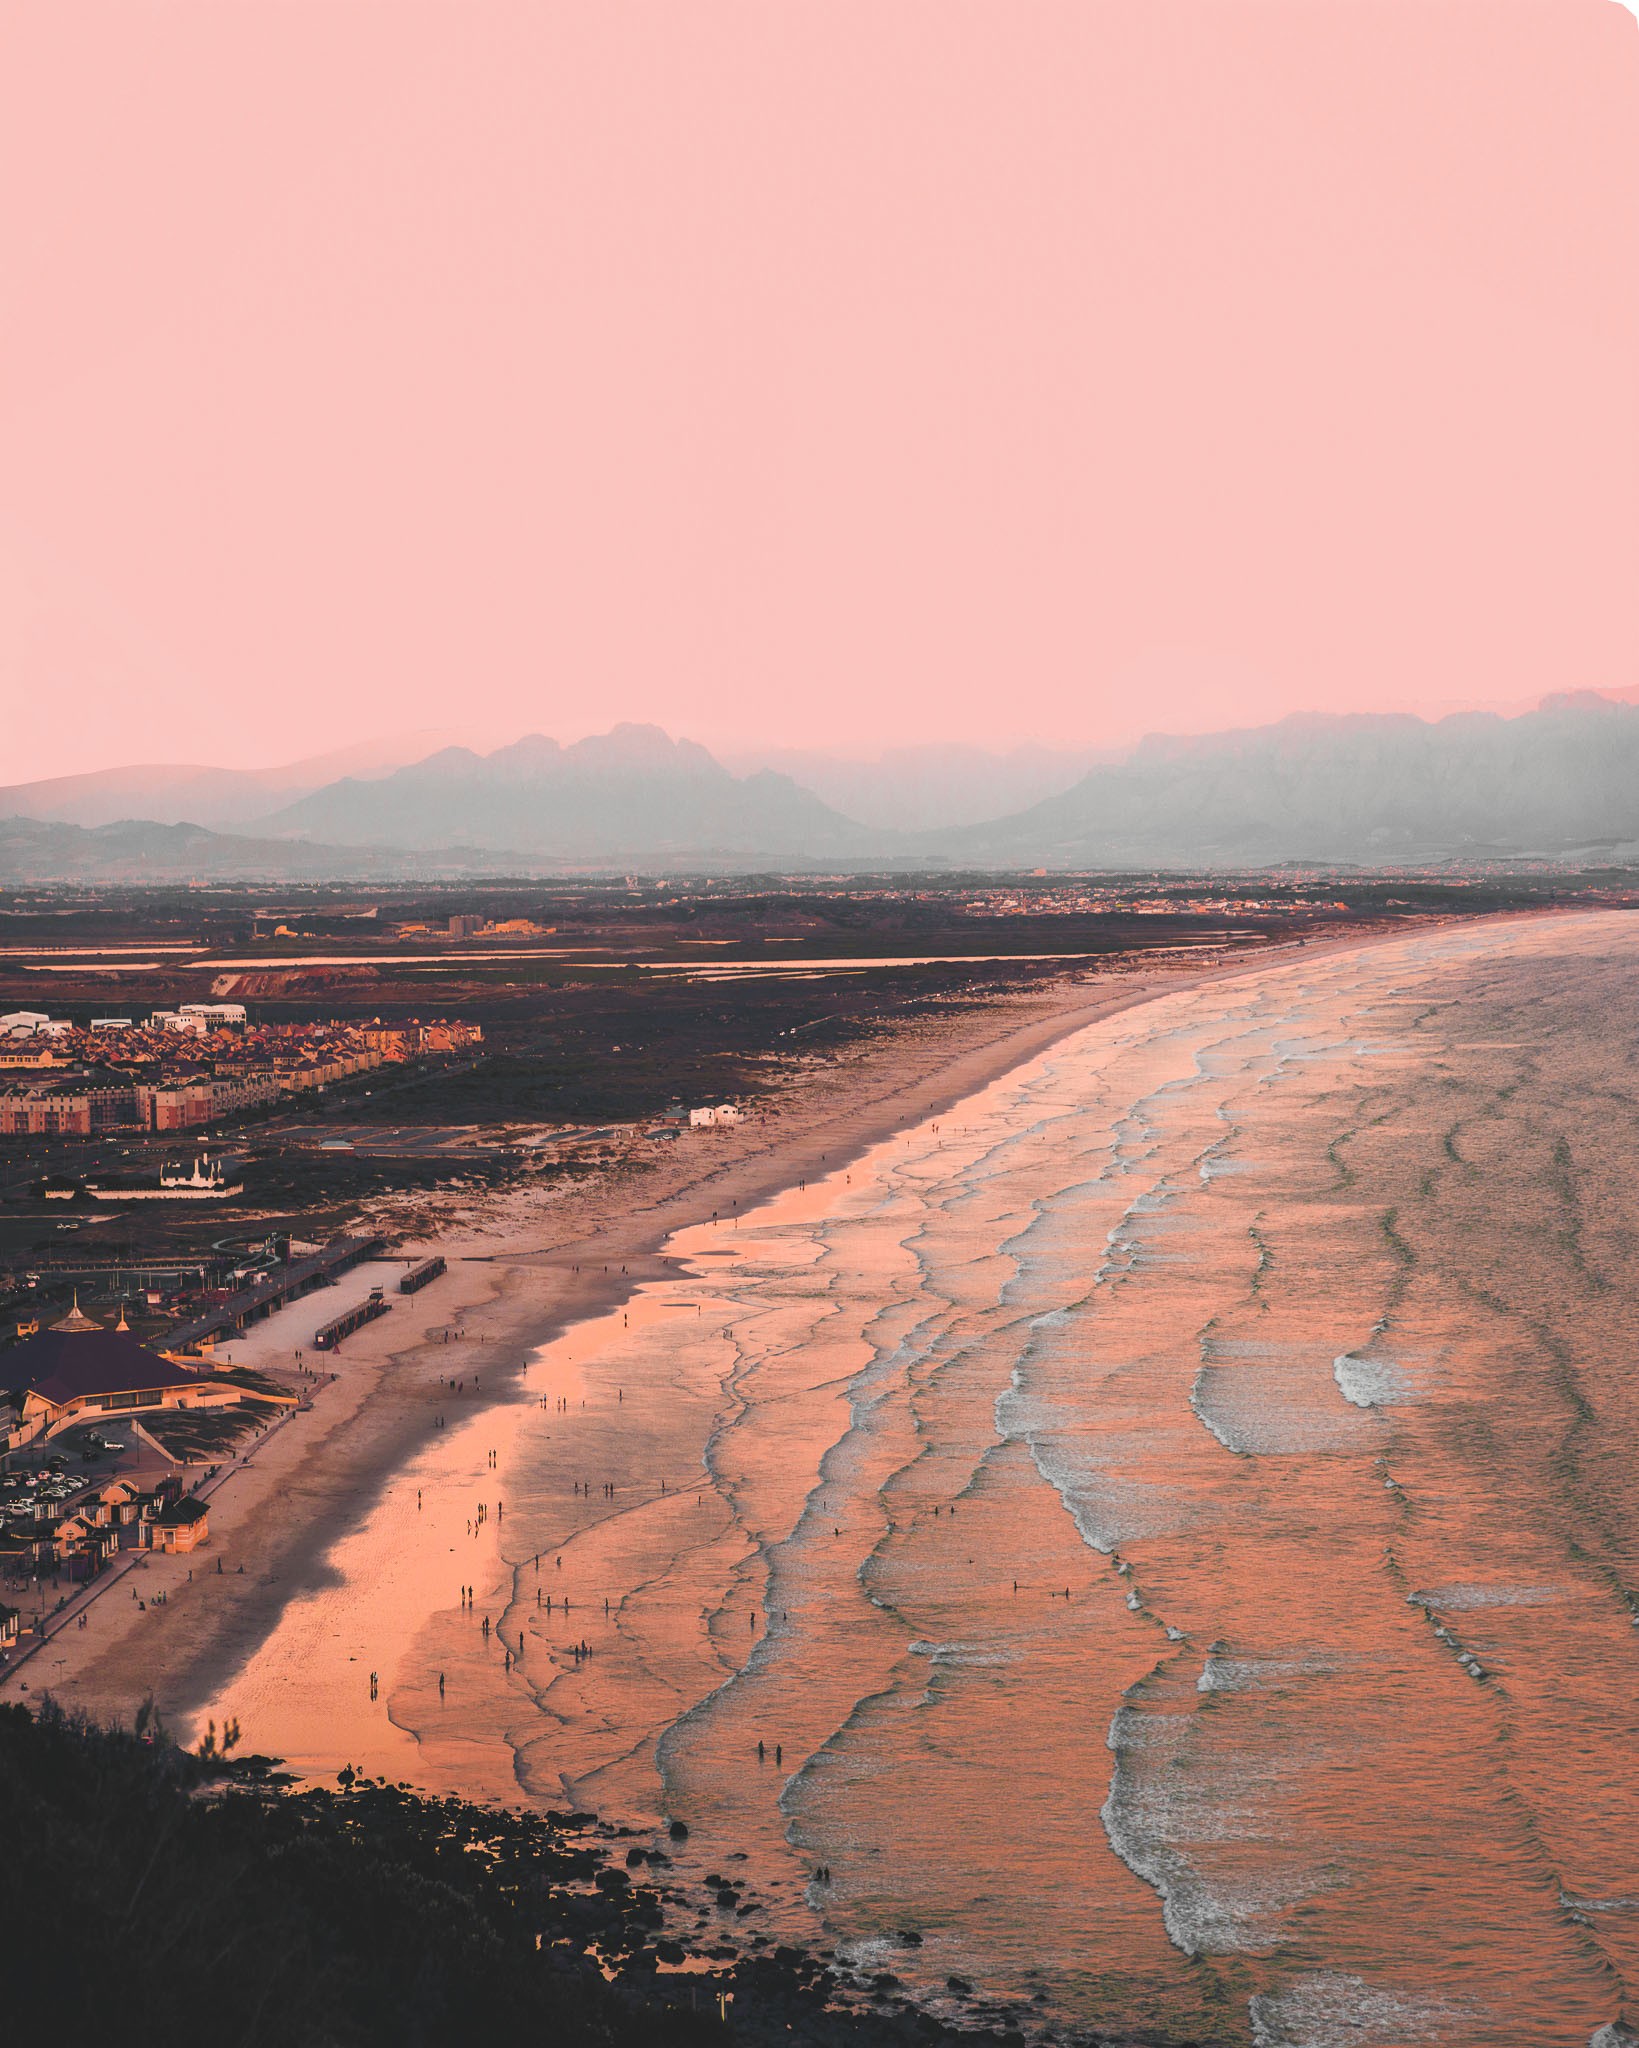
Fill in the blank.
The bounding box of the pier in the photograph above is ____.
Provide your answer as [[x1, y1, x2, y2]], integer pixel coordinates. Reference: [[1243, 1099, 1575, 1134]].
[[165, 1234, 386, 1352]]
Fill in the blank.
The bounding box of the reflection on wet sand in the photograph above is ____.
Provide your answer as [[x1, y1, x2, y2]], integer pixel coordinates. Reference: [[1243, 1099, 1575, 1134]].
[[209, 913, 1639, 2047]]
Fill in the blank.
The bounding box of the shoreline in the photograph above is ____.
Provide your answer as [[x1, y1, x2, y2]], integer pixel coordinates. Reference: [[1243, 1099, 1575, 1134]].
[[8, 913, 1534, 1737]]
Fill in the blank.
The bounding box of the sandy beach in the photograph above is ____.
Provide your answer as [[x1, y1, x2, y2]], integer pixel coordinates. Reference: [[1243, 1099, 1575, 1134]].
[[20, 906, 1639, 2048], [8, 934, 1412, 1737]]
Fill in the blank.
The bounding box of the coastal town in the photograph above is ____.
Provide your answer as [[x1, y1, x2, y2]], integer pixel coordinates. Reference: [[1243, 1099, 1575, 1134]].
[[1, 1005, 483, 1135], [0, 1294, 298, 1668], [0, 1234, 449, 1677]]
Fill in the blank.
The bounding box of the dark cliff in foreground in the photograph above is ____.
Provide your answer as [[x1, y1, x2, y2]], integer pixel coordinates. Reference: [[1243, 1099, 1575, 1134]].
[[0, 1702, 1169, 2048]]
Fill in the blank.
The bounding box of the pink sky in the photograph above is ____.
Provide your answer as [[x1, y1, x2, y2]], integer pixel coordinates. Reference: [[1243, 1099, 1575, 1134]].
[[3, 2, 1636, 785]]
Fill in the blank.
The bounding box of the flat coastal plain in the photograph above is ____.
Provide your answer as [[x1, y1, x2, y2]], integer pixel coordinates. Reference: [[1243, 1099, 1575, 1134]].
[[28, 911, 1639, 2048]]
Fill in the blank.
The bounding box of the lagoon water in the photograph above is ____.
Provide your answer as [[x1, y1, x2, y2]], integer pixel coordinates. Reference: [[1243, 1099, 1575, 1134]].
[[214, 913, 1639, 2046]]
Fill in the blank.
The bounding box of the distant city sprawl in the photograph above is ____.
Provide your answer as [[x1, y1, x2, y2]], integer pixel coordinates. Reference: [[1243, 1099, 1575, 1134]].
[[0, 1009, 482, 1136]]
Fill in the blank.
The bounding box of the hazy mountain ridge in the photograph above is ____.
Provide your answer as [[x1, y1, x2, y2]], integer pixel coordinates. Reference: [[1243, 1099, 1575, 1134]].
[[6, 697, 1639, 879], [718, 742, 1111, 832], [0, 728, 523, 831], [0, 815, 675, 883], [257, 724, 879, 859], [0, 816, 405, 882], [943, 698, 1639, 865]]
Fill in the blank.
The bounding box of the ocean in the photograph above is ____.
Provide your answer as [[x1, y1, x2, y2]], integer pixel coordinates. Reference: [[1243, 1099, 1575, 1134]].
[[212, 912, 1639, 2046]]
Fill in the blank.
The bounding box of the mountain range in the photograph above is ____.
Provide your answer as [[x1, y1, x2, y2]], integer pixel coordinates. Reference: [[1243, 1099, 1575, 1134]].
[[716, 743, 1108, 834], [948, 694, 1639, 867], [0, 727, 522, 832], [5, 697, 1639, 881], [256, 728, 869, 861]]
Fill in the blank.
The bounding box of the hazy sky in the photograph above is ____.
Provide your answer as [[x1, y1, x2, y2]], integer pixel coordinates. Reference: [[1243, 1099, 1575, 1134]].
[[3, 2, 1636, 784]]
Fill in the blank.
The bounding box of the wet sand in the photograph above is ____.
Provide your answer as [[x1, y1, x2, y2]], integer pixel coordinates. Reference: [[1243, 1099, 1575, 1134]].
[[24, 941, 1372, 1738], [194, 911, 1639, 2047]]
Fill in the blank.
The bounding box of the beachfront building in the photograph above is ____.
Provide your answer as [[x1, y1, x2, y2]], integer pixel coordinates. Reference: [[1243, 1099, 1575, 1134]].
[[141, 1497, 210, 1553], [49, 1511, 120, 1572], [4, 1476, 209, 1576], [0, 1304, 235, 1454], [79, 1478, 149, 1534], [687, 1104, 746, 1128]]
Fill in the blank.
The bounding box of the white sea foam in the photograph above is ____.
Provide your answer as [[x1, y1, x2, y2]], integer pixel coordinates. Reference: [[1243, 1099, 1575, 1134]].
[[1101, 1694, 1331, 1957], [1200, 1155, 1262, 1180], [1415, 1583, 1566, 1610], [1197, 1654, 1339, 1693], [905, 1639, 1013, 1670], [1332, 1348, 1417, 1407], [996, 1378, 1192, 1548], [1191, 1350, 1365, 1455], [1249, 1971, 1474, 2046]]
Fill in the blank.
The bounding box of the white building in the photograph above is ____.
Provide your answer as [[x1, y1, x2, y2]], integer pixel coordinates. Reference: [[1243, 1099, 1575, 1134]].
[[179, 1002, 248, 1026], [0, 1011, 53, 1036]]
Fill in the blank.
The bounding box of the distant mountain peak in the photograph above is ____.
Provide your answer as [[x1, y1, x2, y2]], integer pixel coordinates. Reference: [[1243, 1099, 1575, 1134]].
[[244, 723, 870, 859], [1536, 689, 1623, 716]]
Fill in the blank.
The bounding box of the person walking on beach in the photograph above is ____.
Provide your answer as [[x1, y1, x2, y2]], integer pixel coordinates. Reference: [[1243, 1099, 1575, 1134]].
[[438, 1671, 445, 1697]]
